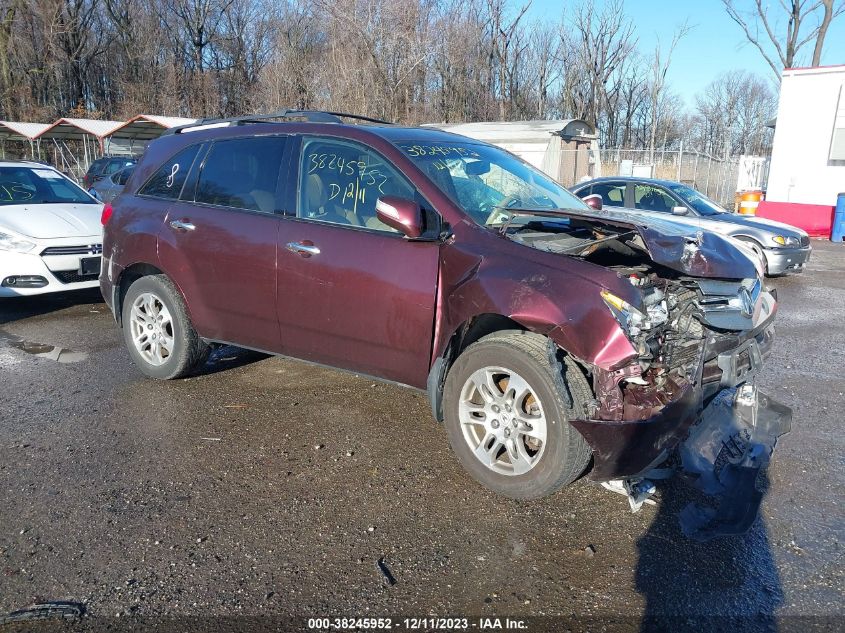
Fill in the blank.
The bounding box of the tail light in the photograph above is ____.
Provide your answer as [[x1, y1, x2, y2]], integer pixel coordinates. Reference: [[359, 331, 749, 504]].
[[100, 202, 113, 225]]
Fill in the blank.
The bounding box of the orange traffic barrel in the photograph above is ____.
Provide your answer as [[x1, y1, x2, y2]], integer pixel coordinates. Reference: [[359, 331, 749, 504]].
[[738, 190, 763, 215]]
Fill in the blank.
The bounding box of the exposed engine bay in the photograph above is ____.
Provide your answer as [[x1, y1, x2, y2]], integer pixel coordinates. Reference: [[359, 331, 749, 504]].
[[510, 216, 773, 422], [507, 212, 791, 540]]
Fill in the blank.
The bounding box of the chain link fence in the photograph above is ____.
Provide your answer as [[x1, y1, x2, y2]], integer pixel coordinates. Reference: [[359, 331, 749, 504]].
[[594, 149, 770, 208]]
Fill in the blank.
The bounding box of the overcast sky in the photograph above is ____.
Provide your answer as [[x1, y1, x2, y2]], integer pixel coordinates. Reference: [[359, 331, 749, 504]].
[[530, 0, 845, 104]]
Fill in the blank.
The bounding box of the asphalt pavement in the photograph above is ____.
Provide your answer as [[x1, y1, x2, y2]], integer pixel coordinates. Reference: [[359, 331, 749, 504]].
[[0, 242, 843, 632]]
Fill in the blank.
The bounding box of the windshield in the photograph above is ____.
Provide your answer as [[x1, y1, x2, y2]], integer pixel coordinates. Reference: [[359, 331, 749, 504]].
[[0, 166, 96, 205], [398, 141, 588, 226], [666, 183, 726, 216]]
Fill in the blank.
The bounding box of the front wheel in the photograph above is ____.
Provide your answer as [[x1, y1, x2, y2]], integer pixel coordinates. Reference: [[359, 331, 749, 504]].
[[442, 331, 592, 499], [737, 238, 769, 276], [121, 275, 209, 379]]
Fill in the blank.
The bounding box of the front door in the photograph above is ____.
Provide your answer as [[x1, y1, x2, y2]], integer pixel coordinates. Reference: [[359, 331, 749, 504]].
[[156, 135, 290, 352], [275, 136, 440, 388]]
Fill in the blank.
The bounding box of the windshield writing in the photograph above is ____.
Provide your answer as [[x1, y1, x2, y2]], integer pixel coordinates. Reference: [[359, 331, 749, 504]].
[[0, 167, 95, 205], [399, 141, 587, 227]]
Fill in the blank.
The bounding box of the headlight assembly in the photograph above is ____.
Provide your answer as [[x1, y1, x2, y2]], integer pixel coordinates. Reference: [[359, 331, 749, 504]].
[[771, 235, 800, 247], [600, 290, 651, 337], [0, 231, 36, 253]]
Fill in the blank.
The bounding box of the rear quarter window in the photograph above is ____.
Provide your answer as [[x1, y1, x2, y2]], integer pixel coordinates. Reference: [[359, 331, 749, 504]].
[[104, 159, 134, 175], [87, 159, 108, 175], [138, 145, 202, 200]]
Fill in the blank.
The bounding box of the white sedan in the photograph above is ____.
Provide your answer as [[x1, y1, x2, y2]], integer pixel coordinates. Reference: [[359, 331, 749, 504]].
[[0, 160, 103, 297]]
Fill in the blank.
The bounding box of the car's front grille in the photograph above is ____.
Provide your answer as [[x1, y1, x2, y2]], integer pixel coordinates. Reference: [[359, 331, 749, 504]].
[[52, 270, 99, 285], [41, 244, 102, 256], [800, 235, 810, 248]]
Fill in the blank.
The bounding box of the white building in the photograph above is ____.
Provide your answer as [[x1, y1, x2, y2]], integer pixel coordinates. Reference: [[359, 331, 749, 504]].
[[430, 120, 599, 186], [761, 65, 845, 236]]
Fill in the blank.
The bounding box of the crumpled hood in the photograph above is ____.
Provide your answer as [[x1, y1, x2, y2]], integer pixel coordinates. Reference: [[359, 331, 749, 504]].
[[0, 203, 103, 239], [557, 207, 759, 279]]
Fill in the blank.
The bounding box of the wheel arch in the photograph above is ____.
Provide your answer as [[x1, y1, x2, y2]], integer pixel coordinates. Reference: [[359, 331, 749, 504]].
[[426, 312, 590, 424], [732, 234, 765, 248], [731, 234, 769, 274], [114, 262, 187, 328]]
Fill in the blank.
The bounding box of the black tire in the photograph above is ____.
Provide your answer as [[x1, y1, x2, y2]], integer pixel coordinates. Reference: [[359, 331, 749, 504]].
[[121, 274, 209, 379], [442, 330, 592, 499]]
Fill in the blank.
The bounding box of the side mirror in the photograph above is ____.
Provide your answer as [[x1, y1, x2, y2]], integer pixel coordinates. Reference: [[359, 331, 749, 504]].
[[376, 196, 424, 238], [672, 206, 689, 216], [581, 194, 603, 211]]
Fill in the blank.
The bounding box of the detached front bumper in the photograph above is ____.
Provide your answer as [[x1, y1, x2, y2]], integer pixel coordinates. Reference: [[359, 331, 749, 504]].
[[678, 384, 791, 540], [570, 312, 790, 538], [764, 245, 811, 274], [572, 318, 776, 481]]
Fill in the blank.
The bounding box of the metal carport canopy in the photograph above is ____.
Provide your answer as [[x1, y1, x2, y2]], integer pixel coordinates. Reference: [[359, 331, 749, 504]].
[[106, 114, 197, 140], [0, 121, 50, 141], [35, 118, 124, 144]]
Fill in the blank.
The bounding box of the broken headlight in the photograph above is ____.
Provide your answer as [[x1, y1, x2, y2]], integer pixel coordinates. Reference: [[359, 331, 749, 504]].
[[600, 289, 664, 338]]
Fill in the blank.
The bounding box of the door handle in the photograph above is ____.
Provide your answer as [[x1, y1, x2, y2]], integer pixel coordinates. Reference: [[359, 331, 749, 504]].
[[169, 219, 196, 232], [286, 241, 320, 257]]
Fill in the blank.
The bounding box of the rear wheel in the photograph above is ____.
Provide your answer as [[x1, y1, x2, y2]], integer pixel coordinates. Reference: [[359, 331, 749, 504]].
[[121, 275, 209, 379], [442, 331, 592, 499]]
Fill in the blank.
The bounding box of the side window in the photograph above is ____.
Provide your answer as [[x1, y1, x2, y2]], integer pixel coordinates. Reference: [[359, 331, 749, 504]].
[[590, 182, 626, 207], [104, 160, 131, 175], [114, 167, 133, 186], [298, 137, 414, 232], [139, 145, 201, 200], [634, 185, 675, 213], [194, 136, 286, 213], [88, 159, 107, 176]]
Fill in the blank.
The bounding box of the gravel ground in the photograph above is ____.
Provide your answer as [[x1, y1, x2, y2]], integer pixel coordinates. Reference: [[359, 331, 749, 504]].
[[0, 241, 842, 632]]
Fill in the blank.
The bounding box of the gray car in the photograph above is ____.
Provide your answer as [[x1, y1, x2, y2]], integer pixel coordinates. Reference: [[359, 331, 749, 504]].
[[88, 165, 134, 203], [570, 177, 812, 275]]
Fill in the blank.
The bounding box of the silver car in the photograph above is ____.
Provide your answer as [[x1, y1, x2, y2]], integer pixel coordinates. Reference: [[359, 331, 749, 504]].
[[571, 177, 812, 275], [88, 165, 135, 203]]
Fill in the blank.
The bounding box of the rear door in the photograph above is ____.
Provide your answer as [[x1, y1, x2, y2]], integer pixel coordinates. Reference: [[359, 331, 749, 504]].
[[275, 135, 440, 388], [156, 135, 291, 352]]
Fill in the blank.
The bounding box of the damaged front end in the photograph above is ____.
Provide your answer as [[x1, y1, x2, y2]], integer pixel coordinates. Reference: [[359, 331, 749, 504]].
[[507, 210, 792, 539], [574, 274, 789, 540]]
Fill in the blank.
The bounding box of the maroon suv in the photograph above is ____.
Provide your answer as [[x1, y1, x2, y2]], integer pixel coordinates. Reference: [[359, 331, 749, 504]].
[[101, 111, 790, 539]]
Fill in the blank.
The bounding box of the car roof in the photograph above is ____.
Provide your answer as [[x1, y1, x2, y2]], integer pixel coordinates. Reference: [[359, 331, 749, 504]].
[[579, 176, 685, 188], [0, 159, 54, 169], [354, 124, 478, 145], [168, 117, 493, 150]]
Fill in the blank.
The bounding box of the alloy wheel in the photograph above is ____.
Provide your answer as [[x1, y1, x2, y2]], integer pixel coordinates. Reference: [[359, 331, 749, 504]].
[[129, 291, 174, 366], [458, 366, 547, 476]]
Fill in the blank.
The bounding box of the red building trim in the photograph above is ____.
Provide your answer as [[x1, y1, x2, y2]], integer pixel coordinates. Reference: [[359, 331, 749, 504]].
[[757, 201, 835, 238]]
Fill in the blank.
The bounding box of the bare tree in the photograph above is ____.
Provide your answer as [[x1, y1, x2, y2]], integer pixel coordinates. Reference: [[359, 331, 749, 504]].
[[722, 0, 845, 81], [0, 0, 23, 118], [568, 0, 636, 129], [647, 23, 690, 161], [691, 70, 776, 156], [0, 0, 774, 160]]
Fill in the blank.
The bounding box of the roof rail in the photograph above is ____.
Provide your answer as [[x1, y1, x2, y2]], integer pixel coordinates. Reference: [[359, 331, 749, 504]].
[[164, 110, 393, 135]]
